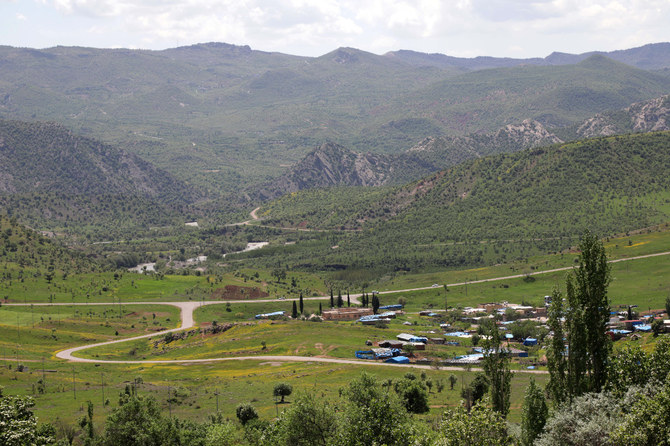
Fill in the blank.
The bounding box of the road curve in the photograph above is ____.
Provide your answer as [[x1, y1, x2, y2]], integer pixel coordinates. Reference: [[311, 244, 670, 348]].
[[7, 250, 667, 371], [29, 300, 542, 373]]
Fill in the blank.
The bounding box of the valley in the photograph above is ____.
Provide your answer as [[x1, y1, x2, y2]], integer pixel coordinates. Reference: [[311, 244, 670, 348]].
[[2, 40, 670, 444]]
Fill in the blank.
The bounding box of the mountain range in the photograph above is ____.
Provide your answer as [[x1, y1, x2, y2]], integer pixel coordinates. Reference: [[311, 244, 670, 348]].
[[2, 43, 670, 196], [256, 94, 670, 199]]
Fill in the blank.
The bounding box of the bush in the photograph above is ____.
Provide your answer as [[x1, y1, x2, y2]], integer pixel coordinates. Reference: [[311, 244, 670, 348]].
[[236, 403, 259, 426]]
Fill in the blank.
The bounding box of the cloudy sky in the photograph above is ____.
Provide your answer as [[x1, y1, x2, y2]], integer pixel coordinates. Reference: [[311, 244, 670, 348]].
[[2, 0, 670, 58]]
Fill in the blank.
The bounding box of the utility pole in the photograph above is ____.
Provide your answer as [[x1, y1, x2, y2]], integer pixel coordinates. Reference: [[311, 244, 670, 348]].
[[215, 388, 219, 413], [167, 380, 172, 418], [72, 367, 76, 400], [101, 372, 105, 407]]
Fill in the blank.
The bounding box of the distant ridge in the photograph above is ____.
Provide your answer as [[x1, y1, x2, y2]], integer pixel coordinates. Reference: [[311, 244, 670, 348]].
[[255, 94, 670, 200], [386, 42, 670, 70]]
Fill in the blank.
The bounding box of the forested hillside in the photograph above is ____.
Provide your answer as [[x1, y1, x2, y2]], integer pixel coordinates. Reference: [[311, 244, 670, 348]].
[[0, 120, 202, 237], [0, 215, 97, 275], [255, 131, 670, 274], [2, 44, 670, 195], [256, 95, 670, 199]]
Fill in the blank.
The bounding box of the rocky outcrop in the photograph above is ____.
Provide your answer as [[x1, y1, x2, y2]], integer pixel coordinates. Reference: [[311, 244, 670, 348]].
[[628, 95, 670, 132], [254, 143, 395, 200], [576, 95, 670, 138], [496, 119, 563, 146]]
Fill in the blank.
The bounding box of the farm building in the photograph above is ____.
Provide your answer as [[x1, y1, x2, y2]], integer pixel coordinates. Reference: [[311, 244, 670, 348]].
[[322, 307, 373, 321], [478, 303, 504, 312], [359, 311, 397, 324], [255, 311, 285, 319], [397, 333, 428, 343]]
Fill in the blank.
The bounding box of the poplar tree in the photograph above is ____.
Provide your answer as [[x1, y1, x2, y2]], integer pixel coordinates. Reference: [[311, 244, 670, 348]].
[[546, 288, 567, 404], [520, 378, 548, 446], [547, 231, 611, 402], [299, 292, 304, 315], [482, 325, 512, 417], [372, 294, 380, 314]]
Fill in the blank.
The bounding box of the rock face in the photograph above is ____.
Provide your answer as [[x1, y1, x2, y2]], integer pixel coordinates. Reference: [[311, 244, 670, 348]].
[[629, 95, 670, 132], [254, 143, 394, 200], [496, 120, 563, 147], [576, 95, 670, 138]]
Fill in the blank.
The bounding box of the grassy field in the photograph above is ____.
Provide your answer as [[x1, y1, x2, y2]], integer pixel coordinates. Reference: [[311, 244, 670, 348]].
[[1, 226, 669, 432], [0, 304, 180, 360], [0, 267, 327, 304], [0, 355, 547, 426]]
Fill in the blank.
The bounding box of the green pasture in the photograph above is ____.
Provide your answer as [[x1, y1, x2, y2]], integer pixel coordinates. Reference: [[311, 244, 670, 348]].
[[0, 304, 180, 359], [193, 300, 329, 323], [378, 225, 670, 292], [0, 266, 327, 304], [0, 356, 547, 427], [79, 320, 401, 361]]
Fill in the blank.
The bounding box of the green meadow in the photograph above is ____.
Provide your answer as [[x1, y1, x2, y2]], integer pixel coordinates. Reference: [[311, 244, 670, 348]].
[[0, 225, 669, 430]]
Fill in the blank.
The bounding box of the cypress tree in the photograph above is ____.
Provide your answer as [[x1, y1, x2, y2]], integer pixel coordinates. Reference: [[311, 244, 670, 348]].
[[482, 325, 512, 417], [372, 294, 379, 314], [299, 292, 304, 314], [337, 290, 343, 308], [330, 289, 334, 308], [292, 300, 298, 319]]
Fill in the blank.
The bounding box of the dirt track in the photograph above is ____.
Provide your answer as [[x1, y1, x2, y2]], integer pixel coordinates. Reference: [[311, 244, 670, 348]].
[[6, 250, 668, 371]]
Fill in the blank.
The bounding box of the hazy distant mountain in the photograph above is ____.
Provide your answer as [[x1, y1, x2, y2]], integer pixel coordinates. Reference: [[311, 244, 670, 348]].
[[1, 43, 670, 197], [386, 42, 670, 70]]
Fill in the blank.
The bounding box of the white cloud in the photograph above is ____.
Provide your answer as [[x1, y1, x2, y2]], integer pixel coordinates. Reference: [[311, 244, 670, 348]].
[[14, 0, 670, 56], [16, 12, 27, 20]]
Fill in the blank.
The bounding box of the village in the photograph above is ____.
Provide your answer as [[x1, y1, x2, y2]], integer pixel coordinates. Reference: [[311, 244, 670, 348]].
[[255, 296, 667, 368]]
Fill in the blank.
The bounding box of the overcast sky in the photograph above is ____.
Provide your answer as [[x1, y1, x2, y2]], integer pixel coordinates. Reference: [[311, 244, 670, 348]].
[[2, 0, 670, 58]]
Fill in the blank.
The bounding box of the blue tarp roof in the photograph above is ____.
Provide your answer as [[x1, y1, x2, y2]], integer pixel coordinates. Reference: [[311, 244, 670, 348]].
[[385, 356, 410, 364], [380, 304, 403, 310], [359, 311, 396, 322], [635, 324, 652, 332], [445, 331, 470, 337], [523, 338, 538, 346]]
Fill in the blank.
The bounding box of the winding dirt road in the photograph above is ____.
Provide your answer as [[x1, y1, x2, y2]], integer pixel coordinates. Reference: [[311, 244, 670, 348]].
[[6, 250, 668, 372]]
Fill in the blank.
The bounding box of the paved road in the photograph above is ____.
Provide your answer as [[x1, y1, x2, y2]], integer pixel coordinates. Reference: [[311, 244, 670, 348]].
[[6, 249, 668, 371]]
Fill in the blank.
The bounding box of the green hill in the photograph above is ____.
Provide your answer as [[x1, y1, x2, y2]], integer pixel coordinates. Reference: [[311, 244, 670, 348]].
[[0, 120, 203, 238], [255, 131, 670, 274], [2, 44, 670, 196], [0, 215, 98, 276]]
